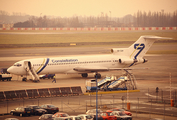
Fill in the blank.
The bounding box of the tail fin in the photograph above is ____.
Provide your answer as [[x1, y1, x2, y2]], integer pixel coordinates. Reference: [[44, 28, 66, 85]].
[[111, 36, 172, 59], [128, 36, 171, 59]]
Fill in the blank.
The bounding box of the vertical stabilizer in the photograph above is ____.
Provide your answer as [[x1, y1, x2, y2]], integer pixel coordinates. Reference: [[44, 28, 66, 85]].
[[128, 36, 171, 59]]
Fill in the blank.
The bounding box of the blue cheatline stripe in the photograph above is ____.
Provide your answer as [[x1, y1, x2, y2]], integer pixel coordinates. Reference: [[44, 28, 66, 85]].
[[134, 43, 145, 59], [37, 58, 50, 74], [129, 43, 145, 67], [129, 63, 134, 67]]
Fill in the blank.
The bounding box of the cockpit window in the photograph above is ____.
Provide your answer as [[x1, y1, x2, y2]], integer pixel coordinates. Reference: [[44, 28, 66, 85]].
[[13, 63, 22, 67]]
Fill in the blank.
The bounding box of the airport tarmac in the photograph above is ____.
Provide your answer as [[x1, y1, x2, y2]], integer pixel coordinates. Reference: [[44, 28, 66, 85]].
[[0, 44, 177, 120], [0, 44, 177, 91]]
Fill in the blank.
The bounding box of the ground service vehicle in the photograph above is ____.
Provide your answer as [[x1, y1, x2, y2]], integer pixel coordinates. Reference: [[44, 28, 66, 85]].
[[111, 111, 132, 120], [100, 112, 117, 120], [0, 68, 12, 81], [39, 74, 55, 79], [0, 73, 12, 81], [1, 68, 9, 74], [52, 112, 69, 118], [107, 108, 132, 116], [26, 105, 47, 115], [53, 117, 72, 120], [41, 104, 59, 114], [10, 107, 31, 117], [77, 114, 93, 120], [38, 114, 54, 120], [70, 116, 82, 120], [86, 109, 103, 116]]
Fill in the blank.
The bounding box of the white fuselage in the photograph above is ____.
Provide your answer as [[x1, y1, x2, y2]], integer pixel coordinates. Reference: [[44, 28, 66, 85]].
[[7, 54, 130, 75]]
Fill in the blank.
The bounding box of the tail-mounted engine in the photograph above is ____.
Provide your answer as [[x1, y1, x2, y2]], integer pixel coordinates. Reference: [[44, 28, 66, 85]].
[[119, 59, 137, 64], [118, 58, 148, 65]]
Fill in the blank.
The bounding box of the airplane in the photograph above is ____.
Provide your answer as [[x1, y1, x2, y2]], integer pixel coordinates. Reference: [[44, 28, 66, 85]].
[[7, 36, 170, 81]]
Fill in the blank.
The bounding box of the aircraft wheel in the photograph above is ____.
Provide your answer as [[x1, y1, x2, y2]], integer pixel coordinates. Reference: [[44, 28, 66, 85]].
[[81, 73, 88, 78], [22, 77, 27, 81], [95, 73, 101, 79]]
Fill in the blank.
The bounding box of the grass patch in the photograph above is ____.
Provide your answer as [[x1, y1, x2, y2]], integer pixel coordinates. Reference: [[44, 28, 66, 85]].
[[0, 31, 177, 45]]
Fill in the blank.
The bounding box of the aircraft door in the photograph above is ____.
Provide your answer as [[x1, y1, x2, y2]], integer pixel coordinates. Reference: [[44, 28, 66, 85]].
[[24, 61, 31, 71], [24, 61, 39, 81]]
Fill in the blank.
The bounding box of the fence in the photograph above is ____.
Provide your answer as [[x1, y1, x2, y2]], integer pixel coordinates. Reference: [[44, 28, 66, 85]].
[[0, 86, 82, 101], [0, 88, 177, 119], [147, 88, 177, 106]]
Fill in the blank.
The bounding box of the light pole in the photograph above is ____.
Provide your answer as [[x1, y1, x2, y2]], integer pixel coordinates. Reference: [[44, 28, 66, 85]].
[[95, 72, 98, 120]]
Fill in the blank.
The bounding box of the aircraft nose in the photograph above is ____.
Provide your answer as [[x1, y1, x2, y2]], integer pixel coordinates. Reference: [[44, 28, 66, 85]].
[[7, 66, 14, 74]]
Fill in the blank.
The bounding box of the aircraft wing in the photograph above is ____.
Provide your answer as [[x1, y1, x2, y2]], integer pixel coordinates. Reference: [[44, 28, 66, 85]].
[[73, 66, 109, 72], [73, 66, 137, 72]]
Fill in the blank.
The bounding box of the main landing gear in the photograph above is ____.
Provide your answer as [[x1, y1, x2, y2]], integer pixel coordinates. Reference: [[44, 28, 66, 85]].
[[95, 73, 101, 79], [22, 77, 27, 81], [81, 73, 101, 79], [81, 73, 88, 78]]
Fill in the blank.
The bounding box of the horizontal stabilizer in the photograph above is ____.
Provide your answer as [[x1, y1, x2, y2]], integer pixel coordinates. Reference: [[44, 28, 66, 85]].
[[143, 36, 172, 40]]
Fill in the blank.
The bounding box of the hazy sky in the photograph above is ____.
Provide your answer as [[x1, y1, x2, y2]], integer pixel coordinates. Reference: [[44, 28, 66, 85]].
[[0, 0, 177, 17]]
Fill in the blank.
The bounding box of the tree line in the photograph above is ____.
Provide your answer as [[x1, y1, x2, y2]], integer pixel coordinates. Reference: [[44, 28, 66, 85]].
[[135, 10, 177, 27], [1, 10, 177, 28]]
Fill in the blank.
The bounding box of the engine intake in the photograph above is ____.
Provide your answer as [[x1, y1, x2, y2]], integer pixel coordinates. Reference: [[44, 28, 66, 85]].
[[119, 59, 137, 64], [143, 58, 148, 63]]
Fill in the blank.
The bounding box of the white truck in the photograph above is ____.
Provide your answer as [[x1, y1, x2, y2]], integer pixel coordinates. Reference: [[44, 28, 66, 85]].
[[0, 68, 12, 81]]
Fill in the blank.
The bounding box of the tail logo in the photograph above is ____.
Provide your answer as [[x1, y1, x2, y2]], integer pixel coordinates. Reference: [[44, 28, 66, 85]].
[[134, 43, 145, 59]]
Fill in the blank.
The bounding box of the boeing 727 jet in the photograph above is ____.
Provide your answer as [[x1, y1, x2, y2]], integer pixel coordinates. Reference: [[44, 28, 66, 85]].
[[7, 36, 169, 81]]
